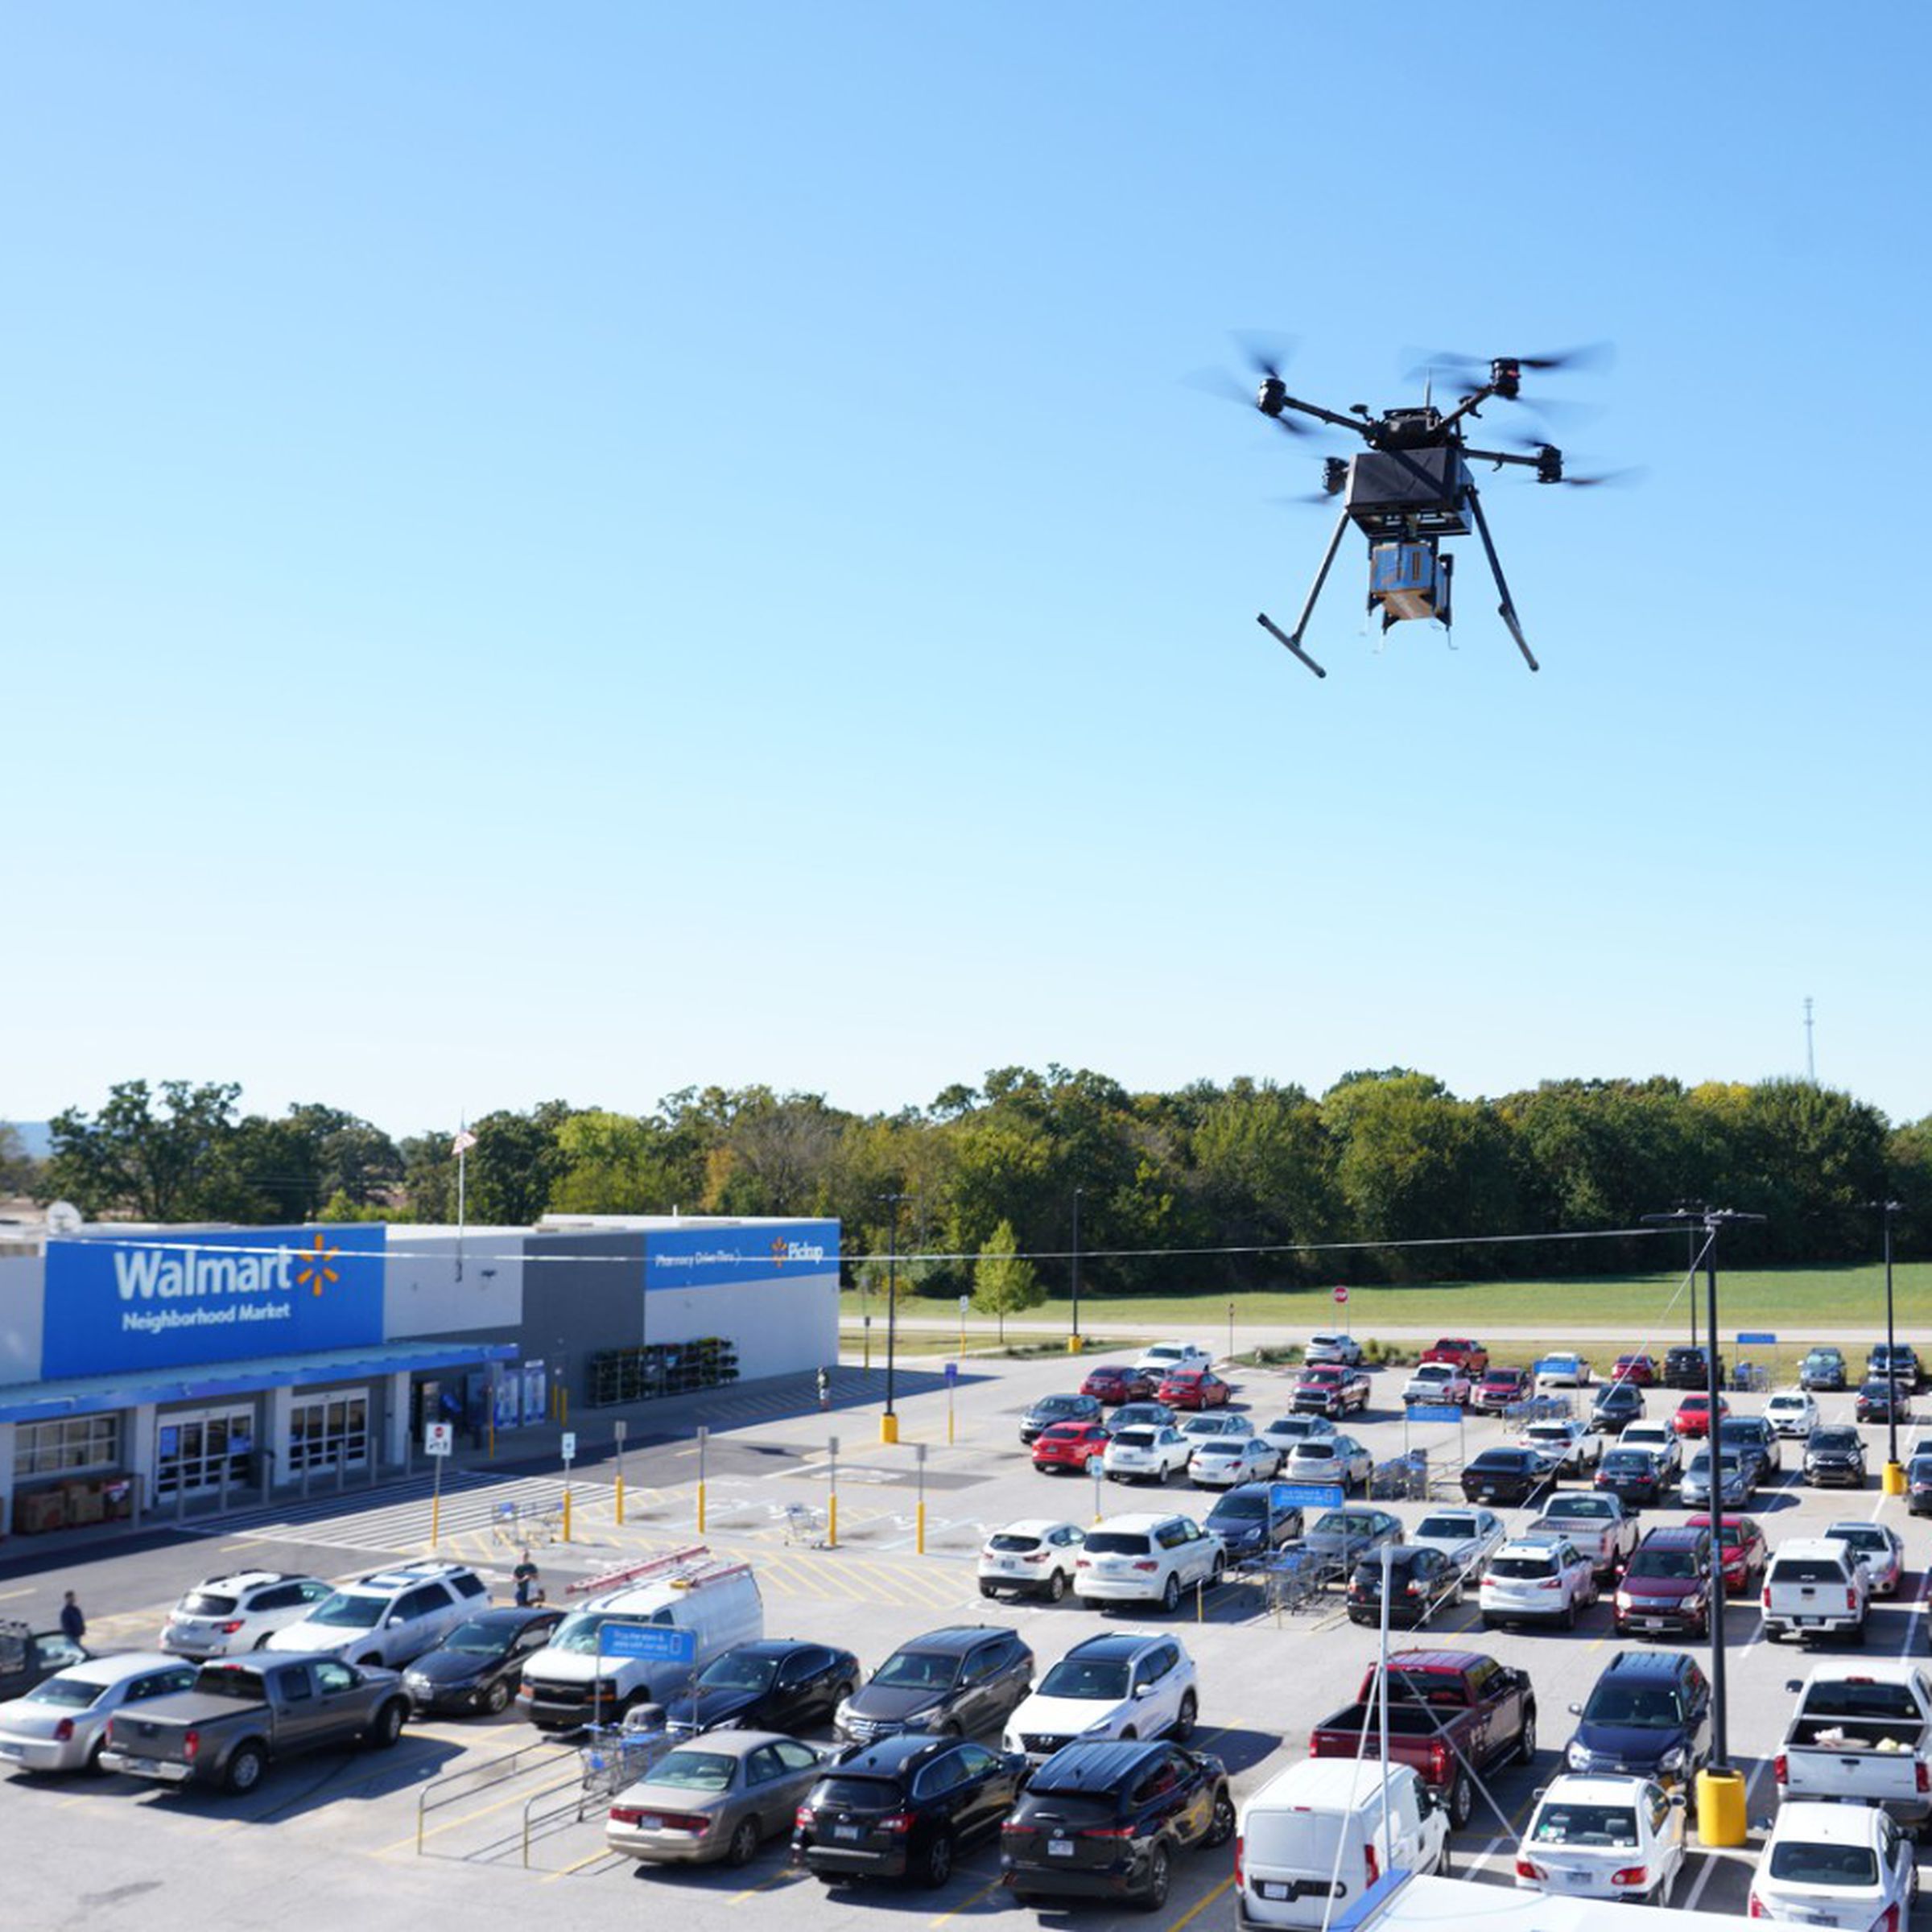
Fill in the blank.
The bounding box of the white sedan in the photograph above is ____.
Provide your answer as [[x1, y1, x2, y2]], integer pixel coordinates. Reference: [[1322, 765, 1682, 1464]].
[[1516, 1418, 1605, 1476], [1515, 1773, 1686, 1905], [977, 1520, 1087, 1603], [1259, 1414, 1335, 1456], [1765, 1389, 1820, 1438], [1407, 1507, 1508, 1579], [1102, 1425, 1191, 1484], [1535, 1352, 1595, 1388], [1748, 1798, 1919, 1928], [0, 1653, 199, 1774], [1188, 1435, 1280, 1489], [1178, 1412, 1253, 1443]]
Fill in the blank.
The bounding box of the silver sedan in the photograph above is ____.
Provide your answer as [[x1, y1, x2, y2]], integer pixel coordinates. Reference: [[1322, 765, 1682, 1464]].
[[0, 1653, 197, 1775], [606, 1731, 828, 1867], [1281, 1434, 1373, 1491]]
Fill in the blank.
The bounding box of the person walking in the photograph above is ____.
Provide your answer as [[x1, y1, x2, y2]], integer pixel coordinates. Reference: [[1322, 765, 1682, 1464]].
[[513, 1550, 541, 1608], [59, 1591, 86, 1649]]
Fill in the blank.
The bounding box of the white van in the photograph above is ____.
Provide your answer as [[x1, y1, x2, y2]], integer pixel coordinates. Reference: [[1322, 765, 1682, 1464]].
[[518, 1546, 763, 1731], [1237, 1759, 1449, 1930]]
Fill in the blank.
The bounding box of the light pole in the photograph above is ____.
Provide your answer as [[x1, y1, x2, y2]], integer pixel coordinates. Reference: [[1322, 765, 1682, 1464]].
[[1070, 1187, 1084, 1355], [881, 1192, 908, 1445], [1643, 1203, 1764, 1850], [1872, 1199, 1905, 1488]]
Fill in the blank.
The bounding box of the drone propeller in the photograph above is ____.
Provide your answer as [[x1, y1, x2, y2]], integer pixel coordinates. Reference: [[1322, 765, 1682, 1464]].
[[1497, 436, 1643, 489], [1182, 353, 1315, 435], [1405, 341, 1613, 384]]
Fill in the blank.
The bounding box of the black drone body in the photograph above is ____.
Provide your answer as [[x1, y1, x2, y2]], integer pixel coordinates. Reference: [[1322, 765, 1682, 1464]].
[[1242, 348, 1607, 678]]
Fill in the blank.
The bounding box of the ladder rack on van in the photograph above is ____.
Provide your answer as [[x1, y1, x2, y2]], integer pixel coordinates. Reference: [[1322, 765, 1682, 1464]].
[[564, 1544, 753, 1598]]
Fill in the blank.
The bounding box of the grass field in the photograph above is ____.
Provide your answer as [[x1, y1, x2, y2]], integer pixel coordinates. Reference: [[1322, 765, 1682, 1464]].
[[850, 1262, 1932, 1344]]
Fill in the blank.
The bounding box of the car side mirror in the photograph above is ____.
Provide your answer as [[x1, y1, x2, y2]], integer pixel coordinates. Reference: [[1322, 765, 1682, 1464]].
[[1567, 1702, 1583, 1715], [1785, 1680, 1802, 1694], [1669, 1792, 1687, 1808], [388, 1616, 406, 1629]]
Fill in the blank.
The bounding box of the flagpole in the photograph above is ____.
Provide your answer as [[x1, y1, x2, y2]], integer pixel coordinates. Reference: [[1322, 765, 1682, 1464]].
[[456, 1118, 469, 1283]]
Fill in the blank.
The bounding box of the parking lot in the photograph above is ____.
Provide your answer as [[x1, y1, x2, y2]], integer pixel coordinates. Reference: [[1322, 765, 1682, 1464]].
[[3, 1336, 1930, 1931]]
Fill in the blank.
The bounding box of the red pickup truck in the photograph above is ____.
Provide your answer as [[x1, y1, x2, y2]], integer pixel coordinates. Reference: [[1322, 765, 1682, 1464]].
[[1307, 1649, 1537, 1831], [1422, 1338, 1489, 1376]]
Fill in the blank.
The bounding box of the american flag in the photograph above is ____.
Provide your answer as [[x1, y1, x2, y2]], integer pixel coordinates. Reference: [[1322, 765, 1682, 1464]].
[[452, 1129, 478, 1155]]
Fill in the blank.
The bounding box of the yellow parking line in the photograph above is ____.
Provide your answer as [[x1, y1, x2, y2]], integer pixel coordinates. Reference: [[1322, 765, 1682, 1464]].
[[1164, 1874, 1234, 1932], [541, 1847, 624, 1881], [928, 1871, 1006, 1926], [731, 1864, 807, 1904]]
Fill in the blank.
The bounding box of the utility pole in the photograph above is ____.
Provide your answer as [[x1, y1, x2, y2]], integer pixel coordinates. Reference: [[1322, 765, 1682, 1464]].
[[1868, 1199, 1905, 1490], [881, 1192, 909, 1445], [1069, 1186, 1084, 1356], [1804, 996, 1815, 1083]]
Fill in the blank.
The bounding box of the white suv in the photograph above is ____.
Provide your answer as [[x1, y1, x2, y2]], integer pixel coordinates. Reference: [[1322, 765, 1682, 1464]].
[[1480, 1535, 1598, 1630], [1003, 1633, 1199, 1762], [1074, 1512, 1224, 1614], [159, 1571, 336, 1659], [266, 1561, 489, 1669], [1103, 1425, 1191, 1485]]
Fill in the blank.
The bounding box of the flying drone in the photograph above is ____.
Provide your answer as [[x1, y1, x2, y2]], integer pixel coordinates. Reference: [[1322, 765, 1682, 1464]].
[[1228, 342, 1615, 677]]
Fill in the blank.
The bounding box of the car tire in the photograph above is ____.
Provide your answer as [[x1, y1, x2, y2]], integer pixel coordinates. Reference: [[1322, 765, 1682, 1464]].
[[1447, 1771, 1474, 1831], [1044, 1569, 1067, 1604], [1562, 1598, 1577, 1632], [225, 1742, 267, 1794], [84, 1732, 109, 1777], [1206, 1790, 1236, 1848], [979, 1582, 998, 1599], [919, 1831, 954, 1889], [1160, 1574, 1181, 1614], [367, 1699, 407, 1750], [484, 1678, 512, 1715], [1517, 1708, 1538, 1764], [1435, 1843, 1453, 1878], [1174, 1691, 1197, 1741], [1137, 1844, 1171, 1912], [726, 1816, 762, 1868]]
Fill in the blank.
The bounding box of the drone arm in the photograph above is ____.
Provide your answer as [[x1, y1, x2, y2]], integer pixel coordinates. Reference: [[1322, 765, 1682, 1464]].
[[1262, 392, 1375, 440], [1257, 502, 1352, 678], [1464, 483, 1539, 672], [1459, 444, 1545, 472]]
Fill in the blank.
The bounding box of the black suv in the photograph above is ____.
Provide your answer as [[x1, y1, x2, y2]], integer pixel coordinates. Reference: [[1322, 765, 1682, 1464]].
[[1563, 1649, 1711, 1787], [401, 1606, 563, 1715], [1867, 1344, 1923, 1391], [1346, 1546, 1462, 1629], [836, 1627, 1034, 1744], [1020, 1394, 1105, 1446], [1001, 1740, 1234, 1910], [1663, 1346, 1724, 1390], [1591, 1382, 1646, 1434], [794, 1734, 1026, 1887], [1805, 1426, 1869, 1488], [667, 1638, 861, 1738]]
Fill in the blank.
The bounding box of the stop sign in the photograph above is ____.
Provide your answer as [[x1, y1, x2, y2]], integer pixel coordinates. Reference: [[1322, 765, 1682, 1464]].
[[1331, 1285, 1349, 1305]]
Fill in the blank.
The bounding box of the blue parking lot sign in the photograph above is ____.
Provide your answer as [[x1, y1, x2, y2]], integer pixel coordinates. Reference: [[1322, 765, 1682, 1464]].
[[1407, 1404, 1464, 1424], [1269, 1483, 1347, 1512], [1736, 1331, 1777, 1346]]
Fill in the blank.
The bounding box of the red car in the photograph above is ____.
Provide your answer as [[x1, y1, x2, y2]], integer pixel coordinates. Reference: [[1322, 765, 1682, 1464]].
[[1031, 1421, 1112, 1472], [1422, 1337, 1490, 1376], [1471, 1367, 1532, 1414], [1610, 1353, 1658, 1387], [1080, 1365, 1154, 1406], [1671, 1393, 1729, 1439], [1684, 1512, 1768, 1596], [1156, 1369, 1232, 1411]]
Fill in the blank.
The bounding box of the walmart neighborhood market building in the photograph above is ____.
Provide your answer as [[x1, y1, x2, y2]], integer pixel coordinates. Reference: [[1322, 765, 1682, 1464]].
[[0, 1214, 837, 1539]]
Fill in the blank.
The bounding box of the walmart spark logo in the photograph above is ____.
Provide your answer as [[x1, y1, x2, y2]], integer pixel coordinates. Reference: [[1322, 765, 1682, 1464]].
[[295, 1234, 342, 1298], [770, 1237, 791, 1269]]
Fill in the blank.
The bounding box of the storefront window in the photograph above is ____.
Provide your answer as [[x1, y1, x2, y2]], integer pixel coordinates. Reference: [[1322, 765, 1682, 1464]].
[[14, 1414, 122, 1479], [155, 1406, 254, 1500], [289, 1390, 369, 1473]]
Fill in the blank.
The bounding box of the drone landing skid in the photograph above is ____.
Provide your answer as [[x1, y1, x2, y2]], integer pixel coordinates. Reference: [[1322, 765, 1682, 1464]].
[[1464, 483, 1539, 673], [1257, 610, 1325, 678]]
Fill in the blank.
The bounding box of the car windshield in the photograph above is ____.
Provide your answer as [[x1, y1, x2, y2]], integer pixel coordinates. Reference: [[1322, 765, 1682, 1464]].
[[1294, 1443, 1337, 1461], [1532, 1802, 1639, 1847], [440, 1620, 514, 1655], [872, 1650, 960, 1691], [1312, 1512, 1368, 1537], [25, 1677, 105, 1709], [1038, 1658, 1130, 1701], [1491, 1556, 1557, 1579], [177, 1591, 240, 1617], [1629, 1549, 1698, 1579], [1911, 1459, 1932, 1481], [1211, 1494, 1266, 1521], [698, 1652, 779, 1691], [1474, 1452, 1530, 1472], [1830, 1527, 1886, 1554], [1113, 1430, 1155, 1449], [646, 1749, 737, 1793], [1603, 1453, 1651, 1472], [1813, 1430, 1860, 1451], [1414, 1516, 1473, 1539], [1084, 1532, 1152, 1556], [1767, 1841, 1879, 1887], [812, 1774, 900, 1810], [550, 1612, 634, 1655], [309, 1592, 386, 1629], [988, 1534, 1043, 1554], [1584, 1686, 1684, 1728]]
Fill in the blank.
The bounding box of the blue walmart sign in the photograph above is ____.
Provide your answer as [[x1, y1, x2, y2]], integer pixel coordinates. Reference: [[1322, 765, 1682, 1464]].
[[43, 1227, 387, 1377], [645, 1220, 839, 1294]]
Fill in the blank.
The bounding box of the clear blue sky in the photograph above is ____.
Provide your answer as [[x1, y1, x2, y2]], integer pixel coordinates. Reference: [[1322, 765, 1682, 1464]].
[[6, 5, 1929, 1138]]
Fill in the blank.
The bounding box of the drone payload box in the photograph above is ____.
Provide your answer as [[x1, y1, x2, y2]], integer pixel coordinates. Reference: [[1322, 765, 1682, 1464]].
[[1344, 447, 1472, 539]]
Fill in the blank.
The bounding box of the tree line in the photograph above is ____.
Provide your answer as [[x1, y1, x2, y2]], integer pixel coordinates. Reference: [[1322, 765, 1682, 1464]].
[[15, 1067, 1929, 1299]]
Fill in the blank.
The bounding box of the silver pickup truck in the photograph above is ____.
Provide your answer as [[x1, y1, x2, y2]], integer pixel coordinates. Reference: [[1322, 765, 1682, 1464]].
[[1775, 1663, 1932, 1827], [1528, 1494, 1639, 1579], [101, 1653, 411, 1794]]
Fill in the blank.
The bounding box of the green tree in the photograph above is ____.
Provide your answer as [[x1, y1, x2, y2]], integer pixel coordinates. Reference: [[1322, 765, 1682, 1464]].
[[972, 1217, 1043, 1338], [0, 1121, 36, 1197], [41, 1080, 244, 1220], [549, 1110, 686, 1214], [1188, 1080, 1342, 1286]]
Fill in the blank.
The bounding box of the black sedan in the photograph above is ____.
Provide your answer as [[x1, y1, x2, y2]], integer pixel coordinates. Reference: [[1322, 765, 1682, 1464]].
[[1460, 1447, 1548, 1506], [1855, 1379, 1913, 1424], [402, 1607, 563, 1715], [667, 1639, 860, 1739], [1345, 1545, 1462, 1629], [1019, 1394, 1105, 1445], [1595, 1447, 1670, 1509]]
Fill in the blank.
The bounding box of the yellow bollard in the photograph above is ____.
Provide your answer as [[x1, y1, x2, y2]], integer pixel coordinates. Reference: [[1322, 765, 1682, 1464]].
[[697, 1481, 707, 1534], [828, 1492, 839, 1549], [562, 1487, 572, 1543], [1884, 1462, 1907, 1496], [917, 1502, 927, 1555], [1695, 1768, 1747, 1848], [430, 1492, 440, 1547], [615, 1474, 625, 1527], [880, 1413, 899, 1445]]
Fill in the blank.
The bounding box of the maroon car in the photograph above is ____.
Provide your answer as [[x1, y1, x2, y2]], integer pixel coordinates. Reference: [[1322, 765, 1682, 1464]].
[[1613, 1525, 1715, 1637], [1471, 1367, 1533, 1414], [1611, 1353, 1658, 1387], [1080, 1364, 1154, 1406]]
